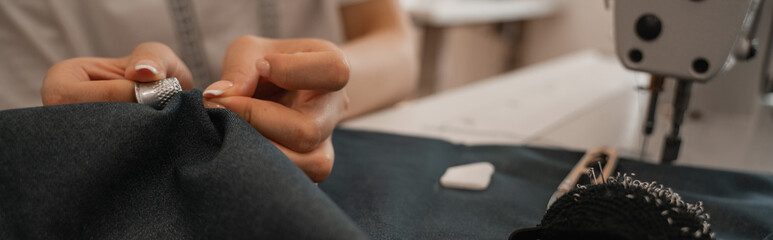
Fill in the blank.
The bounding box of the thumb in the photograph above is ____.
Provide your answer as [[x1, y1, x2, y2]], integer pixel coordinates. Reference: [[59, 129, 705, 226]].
[[124, 42, 194, 89]]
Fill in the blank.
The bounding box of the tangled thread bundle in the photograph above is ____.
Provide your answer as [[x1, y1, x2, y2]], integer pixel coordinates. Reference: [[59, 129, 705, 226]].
[[511, 173, 715, 240]]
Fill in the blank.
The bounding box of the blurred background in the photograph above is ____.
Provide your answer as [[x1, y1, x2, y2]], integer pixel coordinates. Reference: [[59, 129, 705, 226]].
[[400, 0, 611, 95], [344, 0, 773, 174]]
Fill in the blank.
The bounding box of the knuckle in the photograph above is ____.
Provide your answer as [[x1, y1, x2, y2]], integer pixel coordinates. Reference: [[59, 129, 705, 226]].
[[41, 89, 66, 105], [305, 146, 334, 182], [41, 62, 76, 105], [131, 42, 178, 70], [135, 42, 176, 60], [41, 84, 83, 105], [307, 155, 334, 182], [264, 54, 290, 82], [232, 35, 260, 47], [240, 101, 255, 126], [45, 63, 65, 78], [341, 92, 350, 112], [222, 66, 253, 81], [137, 41, 169, 50], [100, 86, 122, 102], [264, 53, 283, 64], [293, 119, 323, 152], [311, 39, 336, 49], [56, 58, 86, 68]]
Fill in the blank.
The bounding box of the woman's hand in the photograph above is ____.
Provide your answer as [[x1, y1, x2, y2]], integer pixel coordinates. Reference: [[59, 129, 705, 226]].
[[42, 42, 193, 105], [203, 36, 350, 182]]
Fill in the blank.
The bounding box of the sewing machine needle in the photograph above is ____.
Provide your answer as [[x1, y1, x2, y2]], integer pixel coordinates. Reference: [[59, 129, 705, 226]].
[[640, 135, 649, 161]]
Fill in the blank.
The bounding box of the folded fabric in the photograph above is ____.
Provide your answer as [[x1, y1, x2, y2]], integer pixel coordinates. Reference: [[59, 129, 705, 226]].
[[0, 90, 365, 239]]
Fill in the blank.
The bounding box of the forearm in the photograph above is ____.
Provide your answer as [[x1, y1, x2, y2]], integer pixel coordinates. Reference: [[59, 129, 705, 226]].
[[340, 0, 419, 119], [341, 30, 418, 119]]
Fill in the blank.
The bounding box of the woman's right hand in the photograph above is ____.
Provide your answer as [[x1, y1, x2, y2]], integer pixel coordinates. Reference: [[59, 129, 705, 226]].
[[42, 42, 193, 105]]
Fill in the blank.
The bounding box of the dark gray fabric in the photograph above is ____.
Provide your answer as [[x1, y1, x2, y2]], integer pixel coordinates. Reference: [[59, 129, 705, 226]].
[[321, 129, 773, 240], [0, 90, 366, 239], [2, 90, 771, 240]]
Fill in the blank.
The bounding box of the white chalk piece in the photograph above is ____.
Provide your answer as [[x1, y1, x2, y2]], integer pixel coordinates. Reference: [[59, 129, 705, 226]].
[[440, 162, 495, 191]]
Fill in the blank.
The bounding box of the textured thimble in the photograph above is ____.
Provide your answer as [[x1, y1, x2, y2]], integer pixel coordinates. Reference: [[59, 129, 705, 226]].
[[134, 77, 183, 109]]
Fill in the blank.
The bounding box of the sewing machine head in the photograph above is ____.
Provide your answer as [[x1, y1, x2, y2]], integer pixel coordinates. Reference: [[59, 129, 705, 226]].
[[612, 0, 773, 164], [614, 0, 769, 82]]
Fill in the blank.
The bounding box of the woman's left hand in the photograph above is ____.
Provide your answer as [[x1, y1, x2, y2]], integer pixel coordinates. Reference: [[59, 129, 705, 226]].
[[41, 42, 193, 105]]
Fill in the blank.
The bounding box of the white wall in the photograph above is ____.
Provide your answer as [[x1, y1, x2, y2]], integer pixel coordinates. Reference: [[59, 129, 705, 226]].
[[516, 1, 615, 66]]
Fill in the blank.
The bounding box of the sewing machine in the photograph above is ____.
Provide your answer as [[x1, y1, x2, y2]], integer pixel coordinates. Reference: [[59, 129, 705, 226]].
[[614, 0, 773, 164]]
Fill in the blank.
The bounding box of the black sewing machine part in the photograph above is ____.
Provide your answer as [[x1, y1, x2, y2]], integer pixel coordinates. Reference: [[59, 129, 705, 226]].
[[640, 75, 665, 161]]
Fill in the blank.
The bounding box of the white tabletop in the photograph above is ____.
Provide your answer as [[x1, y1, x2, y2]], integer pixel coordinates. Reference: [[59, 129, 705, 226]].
[[343, 50, 648, 156]]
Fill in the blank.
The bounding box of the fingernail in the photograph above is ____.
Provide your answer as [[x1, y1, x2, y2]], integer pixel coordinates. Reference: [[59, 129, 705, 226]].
[[257, 59, 270, 78], [203, 100, 226, 109], [203, 80, 233, 97], [134, 60, 159, 75]]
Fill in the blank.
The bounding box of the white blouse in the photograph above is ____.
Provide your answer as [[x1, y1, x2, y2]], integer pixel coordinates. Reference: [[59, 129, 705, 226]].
[[0, 0, 366, 110]]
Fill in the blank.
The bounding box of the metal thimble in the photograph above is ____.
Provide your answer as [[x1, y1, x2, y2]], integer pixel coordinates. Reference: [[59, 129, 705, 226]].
[[134, 77, 183, 109]]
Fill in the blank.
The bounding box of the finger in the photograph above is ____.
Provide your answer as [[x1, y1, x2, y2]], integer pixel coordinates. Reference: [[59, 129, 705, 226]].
[[124, 42, 194, 90], [262, 50, 349, 91], [206, 36, 266, 98], [206, 96, 328, 153], [42, 79, 136, 105], [268, 137, 334, 183], [264, 38, 348, 90], [42, 58, 136, 105]]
